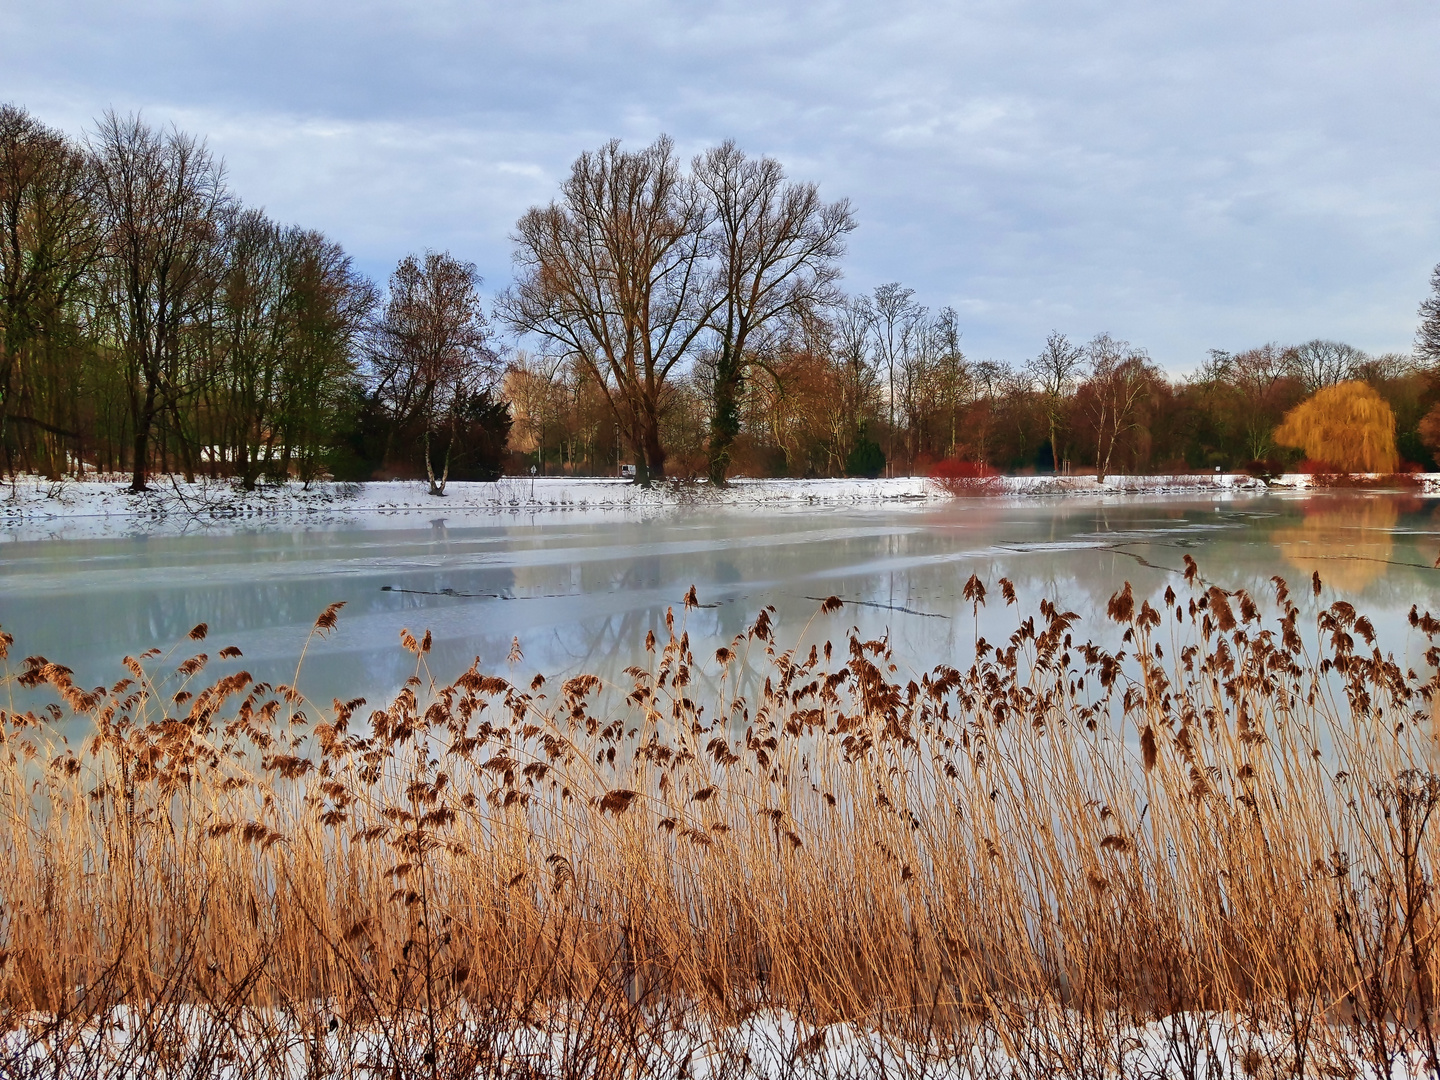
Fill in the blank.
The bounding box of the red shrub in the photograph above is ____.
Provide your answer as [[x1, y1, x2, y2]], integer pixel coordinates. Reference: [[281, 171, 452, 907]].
[[929, 458, 1000, 495]]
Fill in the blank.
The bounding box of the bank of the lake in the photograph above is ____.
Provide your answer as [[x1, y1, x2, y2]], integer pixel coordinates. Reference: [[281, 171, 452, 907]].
[[0, 470, 1414, 539]]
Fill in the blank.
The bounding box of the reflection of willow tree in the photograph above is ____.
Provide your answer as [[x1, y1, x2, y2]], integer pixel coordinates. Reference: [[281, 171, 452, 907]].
[[1271, 497, 1399, 594]]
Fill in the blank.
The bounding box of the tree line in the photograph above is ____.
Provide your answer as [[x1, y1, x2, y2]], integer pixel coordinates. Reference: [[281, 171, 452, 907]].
[[506, 147, 1440, 481], [7, 104, 1440, 491], [498, 135, 1440, 482], [0, 106, 508, 494]]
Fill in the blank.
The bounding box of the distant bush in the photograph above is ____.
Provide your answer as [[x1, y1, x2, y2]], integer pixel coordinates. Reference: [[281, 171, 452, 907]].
[[929, 457, 1000, 495], [1244, 458, 1285, 481], [844, 436, 885, 478]]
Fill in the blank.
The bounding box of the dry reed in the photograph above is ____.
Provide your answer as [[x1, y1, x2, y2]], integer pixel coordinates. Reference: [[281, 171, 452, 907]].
[[2, 560, 1439, 1077]]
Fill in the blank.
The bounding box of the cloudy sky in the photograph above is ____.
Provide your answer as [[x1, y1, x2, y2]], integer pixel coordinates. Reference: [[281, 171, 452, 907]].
[[5, 1, 1439, 370]]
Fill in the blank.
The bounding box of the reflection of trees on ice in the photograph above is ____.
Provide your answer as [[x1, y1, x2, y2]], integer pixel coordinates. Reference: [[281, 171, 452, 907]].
[[1273, 496, 1405, 595]]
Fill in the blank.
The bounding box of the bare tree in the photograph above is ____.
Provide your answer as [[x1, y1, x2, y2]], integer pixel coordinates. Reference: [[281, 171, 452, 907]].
[[279, 229, 377, 484], [827, 293, 882, 472], [0, 105, 101, 471], [215, 209, 375, 488], [1082, 332, 1156, 481], [925, 307, 969, 460], [895, 309, 964, 470], [503, 349, 568, 474], [1418, 265, 1440, 366], [501, 136, 711, 485], [213, 208, 290, 488], [1353, 350, 1417, 384], [1197, 343, 1299, 463], [871, 282, 925, 474], [968, 357, 1012, 465], [1026, 331, 1084, 472], [369, 251, 495, 496], [91, 112, 228, 491], [692, 140, 854, 483], [1289, 339, 1365, 391]]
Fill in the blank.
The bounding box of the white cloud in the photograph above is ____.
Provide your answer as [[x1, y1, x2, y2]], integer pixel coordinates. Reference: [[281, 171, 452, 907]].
[[4, 0, 1440, 367]]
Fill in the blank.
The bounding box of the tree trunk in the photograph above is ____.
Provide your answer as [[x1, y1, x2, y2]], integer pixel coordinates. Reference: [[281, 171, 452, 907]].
[[707, 346, 742, 485], [1094, 398, 1111, 483], [130, 420, 150, 492], [424, 425, 444, 496], [129, 382, 156, 492], [629, 415, 651, 486], [169, 399, 196, 483], [240, 437, 259, 491], [0, 357, 12, 474], [642, 418, 666, 484], [426, 414, 455, 497]]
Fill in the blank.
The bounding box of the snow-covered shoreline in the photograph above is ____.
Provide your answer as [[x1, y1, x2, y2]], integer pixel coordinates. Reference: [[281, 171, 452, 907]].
[[0, 471, 1431, 542], [5, 1001, 1433, 1079]]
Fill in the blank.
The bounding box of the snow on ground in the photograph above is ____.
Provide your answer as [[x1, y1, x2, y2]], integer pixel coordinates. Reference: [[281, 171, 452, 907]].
[[4, 1004, 1434, 1079], [0, 471, 1424, 542]]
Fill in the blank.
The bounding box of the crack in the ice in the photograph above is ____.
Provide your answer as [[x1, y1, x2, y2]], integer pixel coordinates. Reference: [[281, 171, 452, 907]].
[[805, 595, 948, 619], [381, 585, 570, 600], [1100, 544, 1186, 576]]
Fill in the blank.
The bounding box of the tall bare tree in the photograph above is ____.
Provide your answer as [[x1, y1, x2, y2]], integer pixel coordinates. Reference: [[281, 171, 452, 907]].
[[1289, 338, 1365, 391], [924, 307, 969, 460], [827, 293, 882, 471], [871, 282, 925, 473], [1082, 332, 1157, 481], [967, 357, 1012, 465], [503, 349, 568, 473], [369, 251, 495, 496], [1420, 265, 1440, 366], [0, 105, 101, 468], [213, 208, 290, 488], [693, 141, 854, 483], [91, 112, 228, 491], [214, 209, 375, 488], [277, 229, 376, 484], [1026, 331, 1084, 472], [501, 136, 711, 485], [1198, 343, 1300, 462]]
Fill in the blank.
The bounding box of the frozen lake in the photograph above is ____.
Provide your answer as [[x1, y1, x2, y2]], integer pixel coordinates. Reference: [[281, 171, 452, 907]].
[[5, 489, 1440, 715]]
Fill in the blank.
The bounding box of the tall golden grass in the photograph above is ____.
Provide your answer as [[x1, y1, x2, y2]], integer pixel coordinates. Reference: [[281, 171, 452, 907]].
[[2, 563, 1440, 1077]]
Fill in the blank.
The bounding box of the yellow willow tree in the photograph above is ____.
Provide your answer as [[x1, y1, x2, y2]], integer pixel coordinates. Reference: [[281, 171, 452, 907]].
[[1273, 379, 1398, 473]]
